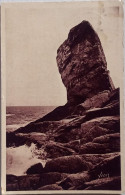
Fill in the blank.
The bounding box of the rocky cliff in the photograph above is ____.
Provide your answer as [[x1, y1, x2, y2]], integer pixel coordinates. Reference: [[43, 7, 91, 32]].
[[6, 21, 121, 191]]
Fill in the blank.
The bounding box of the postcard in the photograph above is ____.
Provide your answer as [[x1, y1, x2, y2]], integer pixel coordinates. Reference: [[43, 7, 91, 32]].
[[1, 0, 125, 194]]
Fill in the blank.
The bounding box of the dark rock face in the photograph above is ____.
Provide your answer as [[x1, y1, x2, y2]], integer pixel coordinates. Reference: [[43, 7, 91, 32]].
[[6, 21, 121, 191], [56, 21, 114, 104], [6, 173, 67, 191], [26, 163, 44, 175]]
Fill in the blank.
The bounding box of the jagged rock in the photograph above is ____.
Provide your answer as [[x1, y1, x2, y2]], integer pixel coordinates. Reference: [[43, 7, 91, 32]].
[[6, 172, 67, 191], [73, 88, 120, 116], [44, 153, 119, 174], [59, 154, 120, 190], [6, 132, 29, 147], [73, 90, 110, 114], [55, 115, 120, 143], [73, 93, 119, 117], [26, 163, 44, 174], [15, 121, 62, 134], [59, 172, 90, 190], [102, 88, 120, 107], [45, 141, 75, 158], [38, 172, 67, 188], [64, 140, 81, 152], [38, 184, 63, 190], [7, 132, 48, 148], [89, 154, 121, 180], [80, 133, 120, 154], [83, 176, 121, 190], [93, 133, 120, 143], [57, 21, 114, 105]]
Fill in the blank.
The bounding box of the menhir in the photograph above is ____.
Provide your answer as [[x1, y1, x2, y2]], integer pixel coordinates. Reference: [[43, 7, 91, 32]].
[[57, 20, 115, 105], [34, 20, 115, 122]]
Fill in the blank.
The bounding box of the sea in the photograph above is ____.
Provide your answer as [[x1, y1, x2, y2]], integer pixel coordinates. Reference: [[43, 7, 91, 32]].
[[6, 106, 56, 132], [6, 106, 56, 176]]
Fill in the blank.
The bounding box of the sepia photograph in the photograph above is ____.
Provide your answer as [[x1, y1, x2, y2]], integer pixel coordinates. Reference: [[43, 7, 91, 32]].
[[1, 0, 124, 194]]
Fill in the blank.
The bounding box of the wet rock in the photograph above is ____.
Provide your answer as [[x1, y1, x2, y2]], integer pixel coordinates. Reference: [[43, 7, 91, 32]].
[[26, 163, 44, 174], [6, 132, 31, 148], [7, 132, 47, 148], [57, 21, 114, 105]]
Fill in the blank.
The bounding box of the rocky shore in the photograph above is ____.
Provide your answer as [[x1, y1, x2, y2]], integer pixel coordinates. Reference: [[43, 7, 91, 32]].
[[6, 21, 121, 191]]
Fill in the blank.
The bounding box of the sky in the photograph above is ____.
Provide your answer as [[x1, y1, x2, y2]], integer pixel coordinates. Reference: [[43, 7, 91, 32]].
[[3, 1, 124, 106]]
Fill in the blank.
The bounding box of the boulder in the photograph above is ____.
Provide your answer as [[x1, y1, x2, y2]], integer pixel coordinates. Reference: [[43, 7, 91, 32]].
[[44, 155, 91, 174], [26, 163, 44, 174]]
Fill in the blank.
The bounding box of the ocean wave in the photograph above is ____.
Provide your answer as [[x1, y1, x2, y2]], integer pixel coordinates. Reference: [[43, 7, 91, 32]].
[[6, 124, 26, 132], [6, 114, 15, 117], [6, 143, 46, 176]]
